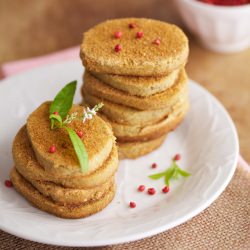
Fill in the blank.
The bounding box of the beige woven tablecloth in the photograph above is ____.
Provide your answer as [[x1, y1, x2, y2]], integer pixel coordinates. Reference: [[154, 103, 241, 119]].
[[0, 165, 249, 250]]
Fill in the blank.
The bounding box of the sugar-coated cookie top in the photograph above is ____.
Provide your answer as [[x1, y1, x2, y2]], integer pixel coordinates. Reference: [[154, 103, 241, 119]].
[[80, 18, 189, 76]]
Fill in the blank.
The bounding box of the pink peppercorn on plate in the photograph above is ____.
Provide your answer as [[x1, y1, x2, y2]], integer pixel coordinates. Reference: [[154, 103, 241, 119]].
[[0, 61, 238, 246]]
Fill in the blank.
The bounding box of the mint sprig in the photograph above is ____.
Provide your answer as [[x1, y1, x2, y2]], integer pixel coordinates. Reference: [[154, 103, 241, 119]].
[[65, 127, 88, 172], [49, 81, 89, 172], [149, 160, 190, 187], [49, 114, 63, 129], [50, 81, 76, 119]]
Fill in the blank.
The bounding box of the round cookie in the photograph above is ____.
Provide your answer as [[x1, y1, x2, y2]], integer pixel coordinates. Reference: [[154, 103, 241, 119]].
[[101, 102, 189, 142], [91, 68, 180, 97], [26, 102, 115, 176], [10, 168, 115, 219], [13, 126, 118, 189], [82, 90, 187, 126], [22, 171, 115, 205], [118, 135, 167, 159], [80, 18, 189, 76], [82, 69, 188, 111]]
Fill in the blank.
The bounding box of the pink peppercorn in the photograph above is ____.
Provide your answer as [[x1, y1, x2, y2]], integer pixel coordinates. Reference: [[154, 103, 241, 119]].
[[162, 186, 170, 193], [114, 31, 122, 39], [76, 131, 83, 138], [138, 185, 145, 192], [147, 187, 156, 195], [49, 144, 56, 153], [129, 201, 136, 208], [129, 23, 136, 29], [136, 31, 144, 38], [174, 154, 181, 161], [114, 44, 122, 52], [4, 180, 12, 188], [153, 38, 161, 45], [151, 163, 157, 169]]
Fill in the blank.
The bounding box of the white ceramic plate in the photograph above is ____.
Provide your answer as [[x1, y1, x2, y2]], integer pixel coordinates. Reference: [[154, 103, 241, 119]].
[[0, 60, 239, 247]]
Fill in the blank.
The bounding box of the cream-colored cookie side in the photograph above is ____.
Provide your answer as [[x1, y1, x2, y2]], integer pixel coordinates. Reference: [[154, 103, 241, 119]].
[[24, 173, 115, 205], [118, 135, 167, 159], [82, 90, 187, 126], [83, 69, 188, 111], [10, 168, 115, 219], [91, 68, 180, 97], [100, 102, 189, 142]]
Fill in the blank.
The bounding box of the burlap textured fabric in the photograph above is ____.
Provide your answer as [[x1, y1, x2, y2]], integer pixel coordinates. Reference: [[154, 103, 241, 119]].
[[0, 166, 249, 250]]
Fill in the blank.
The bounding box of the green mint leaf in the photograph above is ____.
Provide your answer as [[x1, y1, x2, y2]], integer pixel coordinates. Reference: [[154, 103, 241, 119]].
[[164, 175, 170, 187], [164, 167, 175, 186], [165, 166, 175, 179], [173, 161, 191, 177], [172, 168, 180, 179], [51, 119, 55, 130], [49, 114, 63, 129], [172, 161, 179, 168], [65, 127, 88, 172], [148, 171, 166, 180], [177, 168, 191, 177], [148, 159, 191, 187], [49, 81, 77, 119]]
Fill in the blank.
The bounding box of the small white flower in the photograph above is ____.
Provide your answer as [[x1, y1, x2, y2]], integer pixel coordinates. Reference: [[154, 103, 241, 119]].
[[87, 107, 96, 116], [82, 111, 92, 122], [82, 103, 103, 123], [87, 113, 93, 119]]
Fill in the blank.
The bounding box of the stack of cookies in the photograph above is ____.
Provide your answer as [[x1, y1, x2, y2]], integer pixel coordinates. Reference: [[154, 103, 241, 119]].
[[80, 18, 189, 159], [11, 102, 118, 218]]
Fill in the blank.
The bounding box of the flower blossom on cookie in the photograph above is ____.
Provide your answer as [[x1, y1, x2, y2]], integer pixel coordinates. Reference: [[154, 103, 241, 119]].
[[82, 103, 104, 123]]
